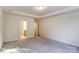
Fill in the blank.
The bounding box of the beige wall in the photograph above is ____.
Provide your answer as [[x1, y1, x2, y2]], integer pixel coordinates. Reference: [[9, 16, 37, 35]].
[[3, 14, 20, 42], [20, 18, 24, 36], [3, 14, 34, 42], [39, 10, 79, 47], [0, 8, 3, 50]]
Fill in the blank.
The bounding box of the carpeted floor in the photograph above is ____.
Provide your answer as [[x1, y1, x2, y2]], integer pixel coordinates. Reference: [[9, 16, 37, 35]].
[[1, 37, 79, 53]]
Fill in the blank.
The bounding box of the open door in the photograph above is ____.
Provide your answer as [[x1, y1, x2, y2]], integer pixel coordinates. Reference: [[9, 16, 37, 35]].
[[20, 20, 27, 39]]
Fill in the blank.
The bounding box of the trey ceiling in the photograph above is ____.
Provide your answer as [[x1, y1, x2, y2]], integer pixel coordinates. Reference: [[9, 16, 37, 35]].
[[0, 6, 77, 17]]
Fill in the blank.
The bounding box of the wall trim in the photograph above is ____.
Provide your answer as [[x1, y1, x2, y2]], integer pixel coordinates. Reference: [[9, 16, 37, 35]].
[[10, 7, 79, 18], [40, 7, 79, 18], [41, 35, 79, 47], [13, 11, 38, 18]]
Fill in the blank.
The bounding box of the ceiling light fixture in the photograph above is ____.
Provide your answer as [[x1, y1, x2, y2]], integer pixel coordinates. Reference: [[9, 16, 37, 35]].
[[35, 6, 46, 10]]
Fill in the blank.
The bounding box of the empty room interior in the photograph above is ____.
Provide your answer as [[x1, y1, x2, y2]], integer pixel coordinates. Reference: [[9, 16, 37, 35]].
[[0, 6, 79, 53]]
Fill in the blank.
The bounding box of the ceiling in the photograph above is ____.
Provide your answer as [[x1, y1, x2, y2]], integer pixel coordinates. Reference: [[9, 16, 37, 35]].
[[0, 6, 71, 17]]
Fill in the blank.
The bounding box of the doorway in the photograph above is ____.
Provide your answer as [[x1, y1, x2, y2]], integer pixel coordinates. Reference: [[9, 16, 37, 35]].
[[20, 20, 27, 39]]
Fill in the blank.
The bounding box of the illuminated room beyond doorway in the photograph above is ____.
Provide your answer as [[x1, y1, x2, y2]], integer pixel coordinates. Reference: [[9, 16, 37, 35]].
[[20, 20, 27, 39]]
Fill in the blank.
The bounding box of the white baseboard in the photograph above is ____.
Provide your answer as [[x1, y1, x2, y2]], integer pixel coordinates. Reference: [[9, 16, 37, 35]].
[[41, 35, 79, 47]]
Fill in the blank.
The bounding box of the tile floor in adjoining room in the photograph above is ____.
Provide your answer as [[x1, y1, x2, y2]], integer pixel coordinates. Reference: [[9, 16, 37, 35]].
[[1, 37, 79, 53]]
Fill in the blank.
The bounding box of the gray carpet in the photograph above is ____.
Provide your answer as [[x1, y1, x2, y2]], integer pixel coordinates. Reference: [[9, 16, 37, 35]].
[[1, 37, 79, 53]]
